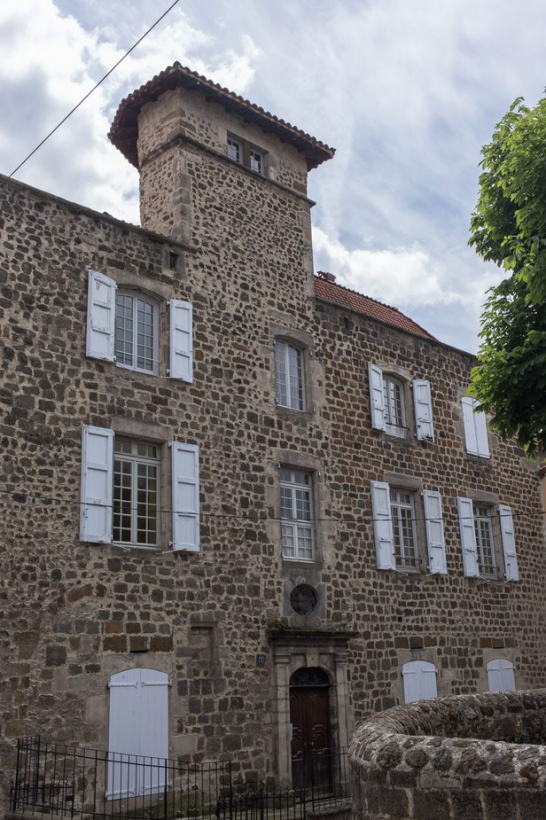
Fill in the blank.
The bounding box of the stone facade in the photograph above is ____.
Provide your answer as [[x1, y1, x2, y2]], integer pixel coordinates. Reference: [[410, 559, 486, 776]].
[[350, 690, 546, 819], [0, 64, 545, 811]]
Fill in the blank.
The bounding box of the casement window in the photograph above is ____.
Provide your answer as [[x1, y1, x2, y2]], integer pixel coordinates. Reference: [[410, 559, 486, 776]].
[[80, 425, 200, 552], [371, 482, 447, 574], [368, 364, 434, 441], [402, 661, 438, 704], [461, 396, 490, 457], [486, 659, 516, 692], [249, 149, 263, 174], [113, 438, 159, 547], [227, 137, 241, 163], [280, 469, 314, 561], [86, 271, 193, 382], [226, 133, 266, 176], [107, 668, 169, 799], [275, 340, 305, 410], [457, 498, 519, 580], [390, 490, 419, 570], [114, 292, 158, 374]]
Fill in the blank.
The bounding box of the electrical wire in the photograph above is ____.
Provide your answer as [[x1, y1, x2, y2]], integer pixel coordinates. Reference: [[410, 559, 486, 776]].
[[8, 0, 181, 179], [0, 487, 543, 523]]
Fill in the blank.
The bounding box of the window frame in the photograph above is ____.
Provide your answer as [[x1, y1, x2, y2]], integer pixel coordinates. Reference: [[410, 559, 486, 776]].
[[114, 290, 160, 376], [275, 339, 306, 411], [473, 503, 497, 579], [390, 488, 419, 571], [280, 468, 315, 562], [382, 374, 408, 438], [113, 437, 160, 549]]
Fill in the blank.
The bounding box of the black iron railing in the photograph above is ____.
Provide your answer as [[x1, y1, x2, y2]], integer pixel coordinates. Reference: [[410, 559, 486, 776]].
[[11, 737, 350, 820]]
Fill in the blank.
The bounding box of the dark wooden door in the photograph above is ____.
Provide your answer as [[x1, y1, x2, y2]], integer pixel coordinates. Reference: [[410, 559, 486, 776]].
[[290, 685, 331, 789]]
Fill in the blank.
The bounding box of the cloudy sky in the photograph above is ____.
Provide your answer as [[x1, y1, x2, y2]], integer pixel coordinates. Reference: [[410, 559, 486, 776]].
[[1, 0, 544, 352]]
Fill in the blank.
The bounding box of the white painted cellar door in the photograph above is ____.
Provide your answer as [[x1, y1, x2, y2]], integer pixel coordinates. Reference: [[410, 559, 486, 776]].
[[487, 659, 516, 692], [107, 668, 169, 799], [402, 661, 438, 704]]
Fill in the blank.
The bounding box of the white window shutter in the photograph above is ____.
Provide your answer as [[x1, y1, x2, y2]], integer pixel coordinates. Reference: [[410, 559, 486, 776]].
[[422, 490, 447, 575], [498, 504, 519, 581], [80, 425, 113, 543], [86, 270, 116, 361], [413, 380, 434, 441], [486, 659, 516, 692], [457, 497, 479, 577], [172, 443, 200, 551], [475, 407, 490, 458], [402, 661, 438, 704], [368, 364, 385, 430], [462, 397, 489, 457], [371, 481, 395, 570], [169, 300, 193, 382]]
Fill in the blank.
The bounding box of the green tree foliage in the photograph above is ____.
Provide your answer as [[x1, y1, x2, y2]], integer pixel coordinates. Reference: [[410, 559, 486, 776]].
[[469, 97, 546, 457]]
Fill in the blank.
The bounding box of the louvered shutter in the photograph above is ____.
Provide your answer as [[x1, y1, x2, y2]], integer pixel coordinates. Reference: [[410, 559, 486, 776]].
[[368, 364, 385, 430], [462, 397, 490, 457], [475, 408, 490, 458], [371, 481, 395, 570], [461, 397, 478, 454], [402, 661, 437, 703], [169, 300, 193, 382], [413, 380, 434, 441], [457, 497, 479, 577], [80, 425, 113, 543], [487, 659, 516, 692], [172, 443, 200, 551], [422, 490, 447, 574], [107, 668, 169, 799], [86, 271, 116, 361], [498, 504, 519, 581]]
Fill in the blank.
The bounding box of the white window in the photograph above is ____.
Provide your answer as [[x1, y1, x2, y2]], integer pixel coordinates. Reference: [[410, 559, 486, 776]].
[[86, 271, 193, 382], [457, 498, 519, 581], [113, 439, 159, 548], [227, 137, 241, 163], [461, 397, 490, 457], [402, 661, 438, 703], [371, 482, 447, 574], [487, 659, 516, 692], [115, 292, 158, 374], [250, 150, 263, 174], [107, 668, 169, 799], [473, 504, 497, 579], [368, 364, 434, 441], [275, 341, 305, 410], [383, 375, 407, 437], [390, 490, 419, 570], [80, 426, 200, 551], [280, 469, 314, 561]]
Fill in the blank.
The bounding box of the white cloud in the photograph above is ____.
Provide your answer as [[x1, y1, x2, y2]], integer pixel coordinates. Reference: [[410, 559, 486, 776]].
[[313, 226, 461, 309]]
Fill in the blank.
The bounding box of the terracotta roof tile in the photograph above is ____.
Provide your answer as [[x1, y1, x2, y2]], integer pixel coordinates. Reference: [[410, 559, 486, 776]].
[[109, 63, 335, 171], [314, 276, 435, 340]]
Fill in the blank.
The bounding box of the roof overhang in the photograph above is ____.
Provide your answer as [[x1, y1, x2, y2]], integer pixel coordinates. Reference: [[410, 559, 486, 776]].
[[109, 63, 335, 171]]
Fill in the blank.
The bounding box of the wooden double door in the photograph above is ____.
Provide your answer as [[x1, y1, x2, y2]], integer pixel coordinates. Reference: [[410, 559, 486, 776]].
[[289, 668, 332, 790]]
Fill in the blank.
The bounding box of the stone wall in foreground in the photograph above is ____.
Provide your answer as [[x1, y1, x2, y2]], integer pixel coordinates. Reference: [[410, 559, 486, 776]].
[[349, 690, 546, 820]]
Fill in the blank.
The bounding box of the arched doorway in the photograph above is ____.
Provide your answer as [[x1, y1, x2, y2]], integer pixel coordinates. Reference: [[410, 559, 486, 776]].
[[289, 667, 331, 789]]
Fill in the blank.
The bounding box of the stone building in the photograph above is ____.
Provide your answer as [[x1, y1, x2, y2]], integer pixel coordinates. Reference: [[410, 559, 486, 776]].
[[1, 63, 545, 805]]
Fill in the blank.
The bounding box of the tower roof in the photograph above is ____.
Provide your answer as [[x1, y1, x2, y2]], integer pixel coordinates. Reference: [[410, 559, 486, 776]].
[[109, 63, 335, 171]]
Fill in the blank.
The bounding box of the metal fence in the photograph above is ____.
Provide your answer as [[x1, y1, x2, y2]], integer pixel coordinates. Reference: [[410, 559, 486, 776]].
[[11, 737, 350, 820]]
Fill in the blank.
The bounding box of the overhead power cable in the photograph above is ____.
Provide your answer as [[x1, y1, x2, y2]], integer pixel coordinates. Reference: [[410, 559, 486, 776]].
[[9, 0, 181, 179]]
